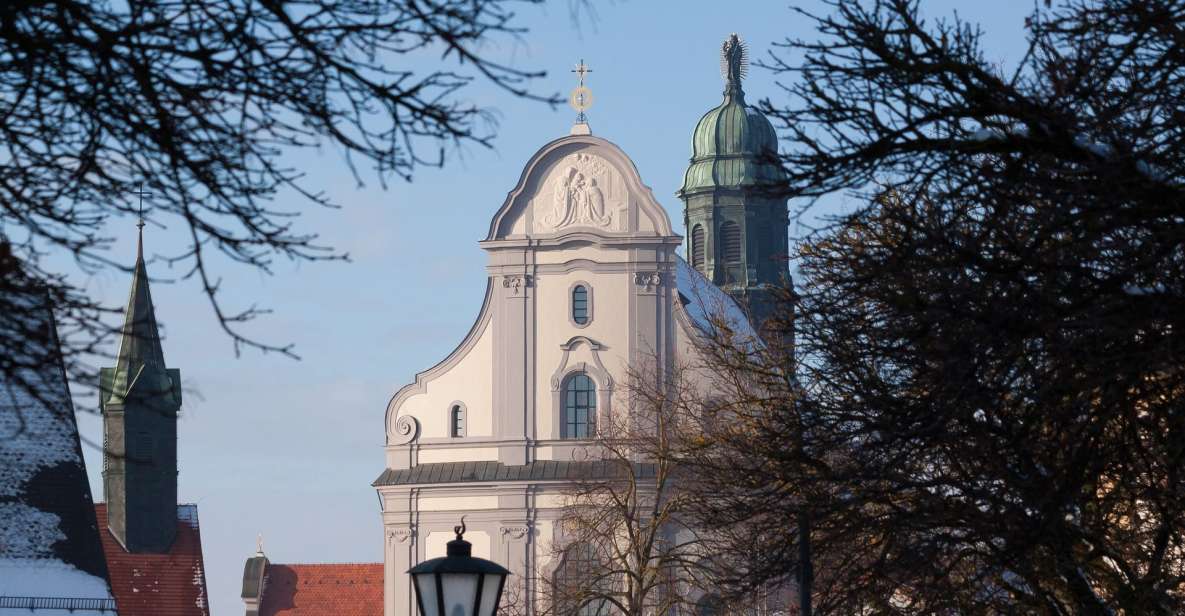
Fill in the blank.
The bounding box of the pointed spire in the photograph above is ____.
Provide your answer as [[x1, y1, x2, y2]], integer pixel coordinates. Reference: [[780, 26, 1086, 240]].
[[106, 222, 170, 405]]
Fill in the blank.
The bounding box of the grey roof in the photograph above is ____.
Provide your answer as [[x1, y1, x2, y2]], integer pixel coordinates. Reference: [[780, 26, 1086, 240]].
[[372, 460, 655, 487]]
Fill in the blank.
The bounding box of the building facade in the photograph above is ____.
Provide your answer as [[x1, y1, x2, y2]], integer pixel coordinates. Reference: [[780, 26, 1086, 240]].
[[376, 38, 787, 616]]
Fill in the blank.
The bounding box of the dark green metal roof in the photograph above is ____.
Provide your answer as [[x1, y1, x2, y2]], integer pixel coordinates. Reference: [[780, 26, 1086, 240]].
[[678, 40, 785, 197]]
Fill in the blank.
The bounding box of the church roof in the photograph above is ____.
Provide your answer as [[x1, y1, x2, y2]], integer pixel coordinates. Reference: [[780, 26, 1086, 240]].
[[94, 503, 210, 616], [373, 460, 657, 487], [679, 34, 785, 197], [104, 229, 179, 408], [255, 563, 384, 616], [0, 268, 116, 612], [673, 254, 760, 343]]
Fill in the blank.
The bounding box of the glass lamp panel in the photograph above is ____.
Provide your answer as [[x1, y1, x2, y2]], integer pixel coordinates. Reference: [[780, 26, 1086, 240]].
[[414, 573, 441, 616], [476, 573, 506, 616], [441, 573, 480, 616]]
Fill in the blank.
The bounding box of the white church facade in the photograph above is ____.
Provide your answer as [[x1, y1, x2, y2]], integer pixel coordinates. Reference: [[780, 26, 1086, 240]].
[[373, 36, 788, 616]]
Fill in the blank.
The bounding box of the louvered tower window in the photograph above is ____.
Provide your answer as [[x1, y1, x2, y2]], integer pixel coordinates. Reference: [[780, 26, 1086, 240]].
[[720, 221, 741, 263], [691, 224, 705, 269]]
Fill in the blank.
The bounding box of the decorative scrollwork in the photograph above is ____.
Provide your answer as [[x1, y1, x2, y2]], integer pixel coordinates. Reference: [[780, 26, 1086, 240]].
[[633, 272, 663, 293], [503, 275, 533, 296], [501, 525, 530, 540], [387, 527, 415, 545], [392, 415, 419, 445]]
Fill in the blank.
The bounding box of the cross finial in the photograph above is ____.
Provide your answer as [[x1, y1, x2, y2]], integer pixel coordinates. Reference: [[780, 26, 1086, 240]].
[[572, 59, 592, 87], [130, 183, 151, 231], [569, 59, 594, 132], [256, 534, 264, 556], [129, 182, 152, 261]]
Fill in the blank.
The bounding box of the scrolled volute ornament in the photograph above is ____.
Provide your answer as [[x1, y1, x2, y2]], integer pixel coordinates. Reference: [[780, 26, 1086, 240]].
[[392, 414, 420, 445]]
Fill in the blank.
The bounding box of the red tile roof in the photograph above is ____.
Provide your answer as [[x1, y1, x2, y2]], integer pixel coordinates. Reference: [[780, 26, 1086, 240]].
[[94, 503, 210, 616], [260, 563, 383, 615]]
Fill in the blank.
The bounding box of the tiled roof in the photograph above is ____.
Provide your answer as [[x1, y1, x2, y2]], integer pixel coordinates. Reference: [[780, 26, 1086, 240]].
[[94, 503, 210, 616], [0, 283, 114, 606], [260, 563, 383, 616], [372, 460, 655, 487]]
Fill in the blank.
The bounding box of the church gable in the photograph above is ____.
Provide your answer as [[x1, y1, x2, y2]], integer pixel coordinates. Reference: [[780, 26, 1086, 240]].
[[485, 135, 674, 241]]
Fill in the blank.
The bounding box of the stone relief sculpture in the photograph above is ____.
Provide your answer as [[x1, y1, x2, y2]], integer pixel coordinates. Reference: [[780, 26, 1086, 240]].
[[540, 153, 618, 231]]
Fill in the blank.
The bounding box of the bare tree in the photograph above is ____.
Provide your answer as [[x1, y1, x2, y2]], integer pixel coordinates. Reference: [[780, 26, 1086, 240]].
[[539, 365, 720, 616], [667, 1, 1185, 614], [0, 0, 563, 417]]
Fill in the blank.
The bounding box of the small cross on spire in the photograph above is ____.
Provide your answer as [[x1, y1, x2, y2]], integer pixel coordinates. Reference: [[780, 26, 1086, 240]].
[[130, 183, 151, 231]]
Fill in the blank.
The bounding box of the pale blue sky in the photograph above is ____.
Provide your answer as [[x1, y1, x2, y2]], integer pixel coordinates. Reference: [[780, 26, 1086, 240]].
[[69, 2, 1035, 613]]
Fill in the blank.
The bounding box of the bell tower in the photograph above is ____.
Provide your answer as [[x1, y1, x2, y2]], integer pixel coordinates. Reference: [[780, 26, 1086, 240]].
[[678, 33, 789, 327], [100, 220, 182, 553]]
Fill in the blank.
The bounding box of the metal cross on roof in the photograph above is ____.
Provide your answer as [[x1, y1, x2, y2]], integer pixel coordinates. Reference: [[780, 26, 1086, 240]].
[[569, 59, 594, 126], [571, 59, 592, 87], [130, 183, 151, 230]]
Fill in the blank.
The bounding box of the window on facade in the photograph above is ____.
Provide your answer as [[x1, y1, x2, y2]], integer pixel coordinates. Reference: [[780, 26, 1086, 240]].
[[555, 543, 608, 616], [691, 224, 705, 269], [450, 405, 465, 437], [571, 285, 590, 325], [720, 221, 741, 264], [562, 373, 596, 439]]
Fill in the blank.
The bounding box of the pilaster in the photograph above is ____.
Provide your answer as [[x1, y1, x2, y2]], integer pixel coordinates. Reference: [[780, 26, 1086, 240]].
[[385, 524, 417, 616], [494, 273, 534, 465]]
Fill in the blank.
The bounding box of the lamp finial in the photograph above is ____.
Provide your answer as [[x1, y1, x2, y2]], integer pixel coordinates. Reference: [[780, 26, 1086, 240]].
[[454, 516, 467, 541]]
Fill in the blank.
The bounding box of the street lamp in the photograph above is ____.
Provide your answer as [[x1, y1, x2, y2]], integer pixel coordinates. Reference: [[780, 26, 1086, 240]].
[[409, 519, 511, 616]]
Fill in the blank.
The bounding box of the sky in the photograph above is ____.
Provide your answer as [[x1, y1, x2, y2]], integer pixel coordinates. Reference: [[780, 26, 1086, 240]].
[[67, 2, 1035, 614]]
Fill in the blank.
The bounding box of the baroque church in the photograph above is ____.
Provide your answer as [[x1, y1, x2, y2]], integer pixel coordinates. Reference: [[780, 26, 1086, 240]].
[[373, 35, 787, 616], [240, 34, 787, 616]]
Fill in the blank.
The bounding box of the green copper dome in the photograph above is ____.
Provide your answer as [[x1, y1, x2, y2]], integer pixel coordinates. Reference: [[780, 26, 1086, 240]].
[[678, 41, 784, 197]]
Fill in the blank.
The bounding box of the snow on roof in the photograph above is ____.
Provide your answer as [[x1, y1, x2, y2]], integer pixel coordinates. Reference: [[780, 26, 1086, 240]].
[[0, 558, 112, 599], [673, 254, 760, 344], [0, 288, 114, 605]]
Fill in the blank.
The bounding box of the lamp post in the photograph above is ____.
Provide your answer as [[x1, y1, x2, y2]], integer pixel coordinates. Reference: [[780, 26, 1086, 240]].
[[409, 520, 510, 616]]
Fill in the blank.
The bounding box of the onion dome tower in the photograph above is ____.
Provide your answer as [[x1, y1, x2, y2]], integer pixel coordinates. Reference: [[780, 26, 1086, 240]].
[[678, 33, 789, 327], [100, 219, 182, 553]]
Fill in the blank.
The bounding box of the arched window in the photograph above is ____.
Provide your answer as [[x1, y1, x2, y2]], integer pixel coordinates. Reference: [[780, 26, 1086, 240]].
[[720, 221, 741, 264], [562, 373, 596, 439], [450, 405, 465, 437], [691, 224, 705, 269], [555, 543, 608, 616], [572, 285, 590, 325]]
